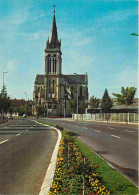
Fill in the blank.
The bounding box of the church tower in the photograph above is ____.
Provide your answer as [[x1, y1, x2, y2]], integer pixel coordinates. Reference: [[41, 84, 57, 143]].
[[44, 7, 62, 114]]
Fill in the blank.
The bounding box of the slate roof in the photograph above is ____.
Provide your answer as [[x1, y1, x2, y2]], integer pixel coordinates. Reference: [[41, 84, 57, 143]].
[[35, 74, 87, 85], [35, 74, 44, 84], [46, 13, 61, 49], [63, 74, 87, 84]]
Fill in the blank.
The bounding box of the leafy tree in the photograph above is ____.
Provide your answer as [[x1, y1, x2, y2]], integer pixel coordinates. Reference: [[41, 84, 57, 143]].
[[38, 106, 46, 116], [0, 86, 11, 120], [89, 95, 99, 112], [68, 99, 77, 113], [101, 89, 113, 123], [113, 87, 137, 124], [79, 100, 88, 109]]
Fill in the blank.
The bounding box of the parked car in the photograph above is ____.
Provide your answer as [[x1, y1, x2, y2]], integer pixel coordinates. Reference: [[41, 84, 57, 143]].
[[8, 116, 13, 119]]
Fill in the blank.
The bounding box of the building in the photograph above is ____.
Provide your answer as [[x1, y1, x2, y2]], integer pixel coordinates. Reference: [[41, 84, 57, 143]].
[[87, 98, 138, 113], [33, 9, 88, 116]]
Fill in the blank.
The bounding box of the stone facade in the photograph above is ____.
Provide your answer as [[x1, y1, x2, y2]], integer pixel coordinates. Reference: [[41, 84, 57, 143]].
[[33, 11, 88, 116]]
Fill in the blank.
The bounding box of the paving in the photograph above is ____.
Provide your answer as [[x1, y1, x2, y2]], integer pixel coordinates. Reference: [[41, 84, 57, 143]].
[[0, 117, 58, 195], [38, 117, 138, 186]]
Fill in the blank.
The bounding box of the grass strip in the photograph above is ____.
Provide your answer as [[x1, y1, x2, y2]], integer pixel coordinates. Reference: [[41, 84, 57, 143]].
[[39, 121, 138, 194], [74, 138, 138, 194]]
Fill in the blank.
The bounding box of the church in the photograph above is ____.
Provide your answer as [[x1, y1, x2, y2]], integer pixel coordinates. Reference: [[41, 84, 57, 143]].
[[33, 8, 88, 116]]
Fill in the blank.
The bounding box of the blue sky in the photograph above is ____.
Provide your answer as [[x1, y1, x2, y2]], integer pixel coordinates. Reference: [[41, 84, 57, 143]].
[[0, 0, 138, 100]]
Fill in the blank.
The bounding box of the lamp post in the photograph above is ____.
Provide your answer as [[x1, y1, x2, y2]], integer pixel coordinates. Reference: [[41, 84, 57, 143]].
[[74, 73, 79, 121], [2, 71, 9, 121]]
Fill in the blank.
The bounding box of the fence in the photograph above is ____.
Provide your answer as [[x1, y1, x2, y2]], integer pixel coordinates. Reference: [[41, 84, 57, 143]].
[[72, 113, 139, 124]]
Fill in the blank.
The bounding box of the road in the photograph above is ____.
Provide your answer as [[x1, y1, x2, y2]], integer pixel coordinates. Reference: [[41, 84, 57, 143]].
[[0, 117, 57, 195], [39, 117, 138, 186]]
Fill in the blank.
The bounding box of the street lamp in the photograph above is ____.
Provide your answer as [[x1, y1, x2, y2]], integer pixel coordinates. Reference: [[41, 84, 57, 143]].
[[2, 71, 9, 121], [24, 92, 27, 101], [74, 73, 79, 121]]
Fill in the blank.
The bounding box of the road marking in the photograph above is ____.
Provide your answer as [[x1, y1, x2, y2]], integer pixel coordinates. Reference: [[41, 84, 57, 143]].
[[94, 130, 100, 133], [0, 139, 9, 144], [108, 127, 114, 129], [83, 127, 88, 129], [111, 135, 121, 139], [25, 129, 29, 131], [16, 133, 22, 136], [125, 130, 135, 133]]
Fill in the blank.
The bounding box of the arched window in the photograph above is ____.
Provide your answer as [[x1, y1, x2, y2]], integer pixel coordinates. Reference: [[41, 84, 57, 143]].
[[80, 86, 82, 97], [52, 80, 55, 94], [48, 80, 51, 93], [47, 54, 51, 73], [52, 54, 57, 73]]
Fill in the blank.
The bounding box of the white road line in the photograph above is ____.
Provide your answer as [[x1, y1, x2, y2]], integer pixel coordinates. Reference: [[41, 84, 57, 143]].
[[83, 127, 88, 129], [125, 130, 135, 133], [94, 130, 101, 133], [108, 127, 114, 129], [111, 135, 121, 139], [16, 133, 22, 136], [0, 139, 9, 145]]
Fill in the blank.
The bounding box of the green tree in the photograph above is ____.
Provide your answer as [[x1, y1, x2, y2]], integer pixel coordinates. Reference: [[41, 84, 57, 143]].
[[101, 89, 113, 123], [38, 106, 46, 116], [112, 87, 137, 124], [89, 95, 99, 113], [68, 99, 77, 113], [0, 86, 11, 120]]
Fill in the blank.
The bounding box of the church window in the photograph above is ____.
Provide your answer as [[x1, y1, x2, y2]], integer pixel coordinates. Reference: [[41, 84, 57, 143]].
[[47, 54, 51, 73], [48, 80, 51, 93], [80, 86, 82, 97]]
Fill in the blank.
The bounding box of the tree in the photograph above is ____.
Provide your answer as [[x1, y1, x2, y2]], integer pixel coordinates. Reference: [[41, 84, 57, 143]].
[[68, 99, 77, 113], [88, 95, 99, 112], [38, 106, 46, 116], [0, 86, 11, 120], [112, 87, 137, 124], [101, 89, 113, 123]]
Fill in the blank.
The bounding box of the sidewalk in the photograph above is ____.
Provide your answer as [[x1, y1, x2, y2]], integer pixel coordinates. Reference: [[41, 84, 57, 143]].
[[64, 118, 138, 127]]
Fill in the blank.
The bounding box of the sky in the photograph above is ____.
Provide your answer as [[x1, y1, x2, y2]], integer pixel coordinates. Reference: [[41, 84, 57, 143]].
[[0, 0, 138, 100]]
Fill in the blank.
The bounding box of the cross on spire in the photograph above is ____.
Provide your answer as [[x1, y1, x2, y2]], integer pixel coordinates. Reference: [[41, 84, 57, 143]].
[[53, 4, 56, 14]]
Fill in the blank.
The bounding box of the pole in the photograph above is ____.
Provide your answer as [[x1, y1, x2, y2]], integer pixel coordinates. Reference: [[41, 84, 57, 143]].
[[2, 71, 9, 121], [64, 98, 65, 118], [47, 79, 49, 118], [77, 75, 79, 121]]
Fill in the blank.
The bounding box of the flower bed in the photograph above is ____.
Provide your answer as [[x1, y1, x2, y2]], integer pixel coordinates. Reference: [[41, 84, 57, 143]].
[[49, 131, 110, 194]]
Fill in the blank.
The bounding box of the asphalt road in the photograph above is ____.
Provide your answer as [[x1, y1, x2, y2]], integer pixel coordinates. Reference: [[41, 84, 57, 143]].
[[0, 118, 57, 195], [39, 117, 138, 186]]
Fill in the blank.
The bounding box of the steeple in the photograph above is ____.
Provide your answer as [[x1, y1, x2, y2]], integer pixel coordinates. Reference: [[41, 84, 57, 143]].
[[46, 5, 61, 49]]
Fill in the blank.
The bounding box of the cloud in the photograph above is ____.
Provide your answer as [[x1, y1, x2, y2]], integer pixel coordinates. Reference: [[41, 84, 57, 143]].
[[107, 66, 138, 97]]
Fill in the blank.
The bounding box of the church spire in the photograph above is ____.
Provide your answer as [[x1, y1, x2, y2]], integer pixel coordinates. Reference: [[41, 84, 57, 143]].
[[46, 5, 61, 49]]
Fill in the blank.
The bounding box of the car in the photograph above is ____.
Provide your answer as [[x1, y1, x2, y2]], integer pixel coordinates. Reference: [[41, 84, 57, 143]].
[[8, 116, 13, 119], [22, 114, 27, 118]]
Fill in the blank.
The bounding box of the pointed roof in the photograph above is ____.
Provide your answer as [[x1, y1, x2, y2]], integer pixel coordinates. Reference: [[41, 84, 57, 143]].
[[46, 12, 61, 49]]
